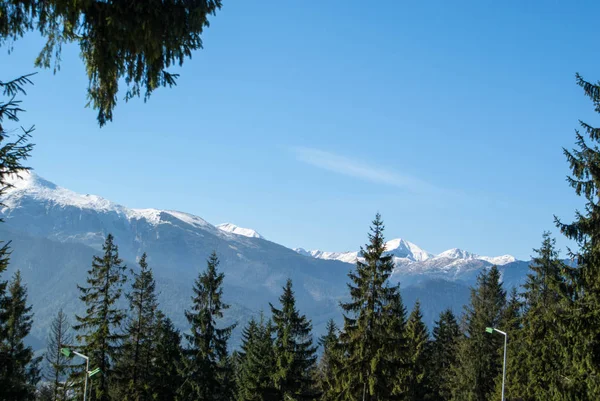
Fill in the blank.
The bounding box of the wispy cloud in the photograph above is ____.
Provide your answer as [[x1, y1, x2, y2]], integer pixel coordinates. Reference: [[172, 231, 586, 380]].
[[292, 147, 444, 195]]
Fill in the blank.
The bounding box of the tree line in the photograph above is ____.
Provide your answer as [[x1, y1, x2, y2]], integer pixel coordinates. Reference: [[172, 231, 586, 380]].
[[2, 74, 600, 400]]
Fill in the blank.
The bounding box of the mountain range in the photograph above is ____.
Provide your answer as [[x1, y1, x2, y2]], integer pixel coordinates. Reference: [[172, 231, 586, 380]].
[[1, 171, 532, 350]]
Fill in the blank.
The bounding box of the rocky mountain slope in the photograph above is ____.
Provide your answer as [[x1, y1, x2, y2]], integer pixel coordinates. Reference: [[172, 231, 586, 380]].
[[1, 172, 531, 349]]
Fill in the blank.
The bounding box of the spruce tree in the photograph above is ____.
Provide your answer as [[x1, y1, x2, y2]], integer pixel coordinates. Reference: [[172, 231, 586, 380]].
[[270, 279, 317, 400], [0, 270, 41, 401], [450, 266, 506, 401], [554, 73, 600, 399], [492, 287, 522, 401], [43, 309, 74, 401], [403, 301, 432, 401], [338, 213, 407, 400], [73, 234, 127, 401], [178, 251, 235, 401], [0, 74, 35, 399], [117, 253, 158, 401], [510, 233, 571, 401], [151, 311, 183, 401], [235, 315, 278, 401], [2, 1, 223, 126], [316, 319, 341, 401], [430, 309, 461, 401]]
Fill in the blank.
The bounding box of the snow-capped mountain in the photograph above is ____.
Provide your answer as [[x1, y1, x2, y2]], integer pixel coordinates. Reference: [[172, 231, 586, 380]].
[[293, 248, 359, 264], [294, 241, 518, 284], [1, 171, 355, 347], [217, 223, 264, 239], [0, 171, 529, 349]]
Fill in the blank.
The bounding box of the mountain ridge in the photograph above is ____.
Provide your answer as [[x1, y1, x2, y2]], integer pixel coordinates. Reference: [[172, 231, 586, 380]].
[[1, 171, 531, 350]]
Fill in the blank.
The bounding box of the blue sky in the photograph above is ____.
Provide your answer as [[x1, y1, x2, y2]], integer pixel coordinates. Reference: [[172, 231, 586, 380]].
[[3, 0, 600, 259]]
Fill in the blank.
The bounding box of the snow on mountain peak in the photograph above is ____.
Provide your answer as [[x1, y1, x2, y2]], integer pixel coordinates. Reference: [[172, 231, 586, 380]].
[[436, 248, 515, 265], [4, 172, 214, 230], [5, 170, 118, 212], [6, 170, 56, 191], [438, 248, 477, 260], [385, 238, 433, 261], [217, 223, 264, 239], [479, 255, 517, 265]]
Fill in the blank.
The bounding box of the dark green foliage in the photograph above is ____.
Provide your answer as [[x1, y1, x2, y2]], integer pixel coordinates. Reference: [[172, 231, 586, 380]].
[[338, 213, 407, 400], [0, 270, 41, 401], [0, 74, 34, 205], [316, 319, 341, 401], [507, 233, 585, 401], [511, 233, 573, 401], [270, 279, 317, 400], [235, 315, 278, 401], [178, 251, 235, 401], [493, 287, 521, 401], [43, 309, 74, 401], [116, 253, 158, 401], [0, 74, 35, 401], [1, 0, 222, 126], [0, 73, 35, 374], [150, 311, 183, 401], [403, 301, 432, 401], [73, 234, 127, 401], [554, 73, 600, 399], [450, 266, 506, 401], [429, 309, 460, 401]]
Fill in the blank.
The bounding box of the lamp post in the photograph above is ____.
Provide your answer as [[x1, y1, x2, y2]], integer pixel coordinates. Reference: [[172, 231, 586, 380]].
[[485, 327, 507, 401], [61, 347, 90, 401]]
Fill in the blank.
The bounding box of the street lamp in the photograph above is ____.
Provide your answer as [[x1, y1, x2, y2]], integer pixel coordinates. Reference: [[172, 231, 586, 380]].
[[61, 347, 97, 401], [485, 327, 507, 401]]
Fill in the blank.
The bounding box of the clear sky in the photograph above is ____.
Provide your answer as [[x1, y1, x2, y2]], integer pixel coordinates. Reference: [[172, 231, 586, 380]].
[[3, 0, 600, 260]]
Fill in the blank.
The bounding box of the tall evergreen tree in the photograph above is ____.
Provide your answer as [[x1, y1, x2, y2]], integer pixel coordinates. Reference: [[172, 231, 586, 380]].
[[43, 309, 74, 401], [270, 279, 317, 400], [73, 234, 127, 401], [0, 74, 35, 400], [510, 233, 572, 401], [492, 287, 522, 401], [0, 270, 41, 401], [316, 319, 341, 401], [178, 251, 235, 401], [117, 253, 159, 401], [151, 311, 183, 401], [430, 309, 461, 401], [338, 213, 407, 400], [554, 73, 600, 399], [450, 266, 506, 401], [2, 1, 223, 127], [403, 301, 432, 401], [235, 315, 278, 401]]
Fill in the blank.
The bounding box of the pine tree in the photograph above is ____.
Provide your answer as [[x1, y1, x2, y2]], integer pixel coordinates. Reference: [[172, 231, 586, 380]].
[[403, 301, 432, 401], [338, 213, 407, 400], [269, 279, 317, 400], [3, 2, 223, 127], [43, 309, 74, 401], [429, 309, 461, 401], [235, 315, 278, 401], [73, 234, 127, 401], [450, 266, 506, 401], [150, 311, 183, 401], [316, 319, 341, 401], [554, 73, 600, 399], [178, 251, 235, 401], [492, 287, 522, 401], [0, 270, 41, 401], [509, 233, 571, 401], [0, 74, 35, 400], [117, 253, 158, 401]]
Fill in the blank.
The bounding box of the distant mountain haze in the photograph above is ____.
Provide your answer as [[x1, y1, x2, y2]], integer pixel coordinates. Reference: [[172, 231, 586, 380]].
[[1, 171, 531, 350]]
